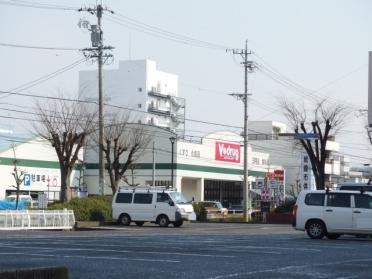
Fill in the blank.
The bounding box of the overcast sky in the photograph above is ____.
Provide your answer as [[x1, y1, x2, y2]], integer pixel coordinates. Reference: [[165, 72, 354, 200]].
[[1, 0, 372, 166]]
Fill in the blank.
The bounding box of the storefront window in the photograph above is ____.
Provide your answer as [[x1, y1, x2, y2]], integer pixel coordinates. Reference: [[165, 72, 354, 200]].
[[204, 180, 242, 208]]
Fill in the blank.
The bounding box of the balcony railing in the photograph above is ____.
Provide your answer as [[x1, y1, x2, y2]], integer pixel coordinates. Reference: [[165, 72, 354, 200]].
[[148, 104, 171, 116]]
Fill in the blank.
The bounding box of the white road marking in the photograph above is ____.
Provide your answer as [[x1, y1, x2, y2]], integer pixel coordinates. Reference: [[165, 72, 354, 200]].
[[0, 252, 179, 263], [206, 258, 372, 279], [0, 244, 235, 258]]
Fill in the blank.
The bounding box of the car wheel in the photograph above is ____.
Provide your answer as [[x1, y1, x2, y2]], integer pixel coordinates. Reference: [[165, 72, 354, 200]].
[[135, 221, 144, 226], [157, 215, 169, 227], [326, 233, 341, 240], [173, 220, 183, 228], [119, 214, 131, 226], [306, 220, 326, 239]]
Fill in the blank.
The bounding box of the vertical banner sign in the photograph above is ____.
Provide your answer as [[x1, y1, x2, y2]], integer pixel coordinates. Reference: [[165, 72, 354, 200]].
[[273, 170, 284, 182], [215, 141, 241, 163]]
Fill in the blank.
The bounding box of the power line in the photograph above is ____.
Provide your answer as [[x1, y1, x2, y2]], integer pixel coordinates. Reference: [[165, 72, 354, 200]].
[[254, 53, 367, 111], [0, 42, 80, 51], [1, 110, 371, 165], [0, 89, 244, 130], [0, 58, 87, 101], [0, 0, 78, 10], [1, 86, 369, 157], [106, 13, 232, 50], [7, 57, 87, 93]]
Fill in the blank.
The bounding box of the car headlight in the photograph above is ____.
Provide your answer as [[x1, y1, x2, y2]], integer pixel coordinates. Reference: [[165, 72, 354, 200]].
[[177, 208, 186, 213]]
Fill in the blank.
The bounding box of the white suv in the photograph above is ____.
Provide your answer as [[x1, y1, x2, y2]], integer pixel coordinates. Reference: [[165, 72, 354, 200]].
[[292, 190, 372, 239]]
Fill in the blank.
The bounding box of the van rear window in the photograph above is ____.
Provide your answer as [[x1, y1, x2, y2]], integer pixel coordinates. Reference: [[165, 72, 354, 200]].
[[116, 193, 133, 203], [304, 193, 325, 206], [133, 193, 153, 204]]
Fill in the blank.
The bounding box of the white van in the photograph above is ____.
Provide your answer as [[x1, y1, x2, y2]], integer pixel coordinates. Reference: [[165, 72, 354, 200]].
[[112, 187, 196, 227]]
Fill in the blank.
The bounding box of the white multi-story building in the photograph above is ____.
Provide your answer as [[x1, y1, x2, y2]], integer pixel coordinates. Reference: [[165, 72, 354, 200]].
[[79, 59, 185, 134], [248, 121, 350, 194]]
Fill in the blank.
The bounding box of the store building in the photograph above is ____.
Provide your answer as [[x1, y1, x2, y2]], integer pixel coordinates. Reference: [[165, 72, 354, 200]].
[[0, 138, 81, 203], [84, 125, 283, 208]]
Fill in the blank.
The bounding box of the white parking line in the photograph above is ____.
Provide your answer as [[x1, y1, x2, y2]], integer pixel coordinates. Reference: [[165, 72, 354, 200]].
[[0, 252, 179, 263], [218, 245, 321, 252], [206, 258, 372, 279], [0, 244, 236, 258]]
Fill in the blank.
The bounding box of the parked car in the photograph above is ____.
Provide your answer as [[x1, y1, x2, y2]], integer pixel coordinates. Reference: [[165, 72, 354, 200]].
[[292, 190, 372, 239], [199, 201, 228, 217]]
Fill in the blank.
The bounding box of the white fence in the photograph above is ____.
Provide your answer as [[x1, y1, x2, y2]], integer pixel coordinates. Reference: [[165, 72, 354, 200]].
[[0, 210, 75, 230]]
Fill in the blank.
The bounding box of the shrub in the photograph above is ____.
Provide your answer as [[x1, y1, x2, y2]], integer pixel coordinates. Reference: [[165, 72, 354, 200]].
[[48, 196, 112, 222], [192, 202, 207, 221]]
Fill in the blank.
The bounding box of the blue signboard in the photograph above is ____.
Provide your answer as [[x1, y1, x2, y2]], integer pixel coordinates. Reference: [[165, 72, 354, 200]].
[[294, 133, 319, 140], [24, 174, 31, 186]]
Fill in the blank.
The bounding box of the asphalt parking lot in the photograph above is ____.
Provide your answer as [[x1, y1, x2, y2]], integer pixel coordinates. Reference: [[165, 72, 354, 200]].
[[1, 223, 372, 279]]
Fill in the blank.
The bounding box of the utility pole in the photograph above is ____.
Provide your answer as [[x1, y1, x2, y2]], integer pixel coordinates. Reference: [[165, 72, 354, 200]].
[[79, 5, 114, 195], [152, 141, 156, 186], [228, 40, 255, 222]]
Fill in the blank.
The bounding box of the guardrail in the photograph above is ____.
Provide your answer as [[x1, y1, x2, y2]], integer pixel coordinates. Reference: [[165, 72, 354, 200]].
[[0, 209, 75, 230]]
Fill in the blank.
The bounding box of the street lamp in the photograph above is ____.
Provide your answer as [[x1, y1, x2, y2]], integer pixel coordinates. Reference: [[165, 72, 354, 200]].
[[46, 177, 50, 208], [169, 136, 176, 188]]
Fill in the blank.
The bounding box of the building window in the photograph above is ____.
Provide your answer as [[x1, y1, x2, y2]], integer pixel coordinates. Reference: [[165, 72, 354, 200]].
[[304, 174, 308, 181], [303, 165, 308, 172], [304, 156, 308, 163], [262, 159, 268, 165], [252, 157, 260, 165], [138, 87, 142, 92], [138, 104, 142, 108], [145, 180, 171, 187]]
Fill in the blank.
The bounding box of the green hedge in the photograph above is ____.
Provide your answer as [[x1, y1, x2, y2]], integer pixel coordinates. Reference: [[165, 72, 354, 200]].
[[48, 196, 112, 222], [192, 202, 207, 221]]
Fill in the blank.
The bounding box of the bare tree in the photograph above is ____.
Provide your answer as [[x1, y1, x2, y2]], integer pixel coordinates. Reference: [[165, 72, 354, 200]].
[[281, 99, 348, 190], [33, 98, 96, 202], [91, 113, 152, 194], [10, 144, 26, 209]]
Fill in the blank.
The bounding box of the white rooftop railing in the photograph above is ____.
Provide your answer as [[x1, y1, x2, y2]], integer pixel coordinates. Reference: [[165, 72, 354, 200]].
[[0, 209, 75, 230]]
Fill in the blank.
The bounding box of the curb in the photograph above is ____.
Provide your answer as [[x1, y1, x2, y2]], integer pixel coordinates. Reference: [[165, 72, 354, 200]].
[[74, 221, 117, 230]]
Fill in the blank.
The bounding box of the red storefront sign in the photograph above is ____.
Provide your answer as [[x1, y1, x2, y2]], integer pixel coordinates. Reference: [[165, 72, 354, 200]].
[[273, 170, 284, 182], [215, 141, 240, 163]]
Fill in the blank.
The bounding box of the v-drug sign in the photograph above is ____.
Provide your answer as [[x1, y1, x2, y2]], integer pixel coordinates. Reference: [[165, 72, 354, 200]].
[[215, 141, 241, 163]]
